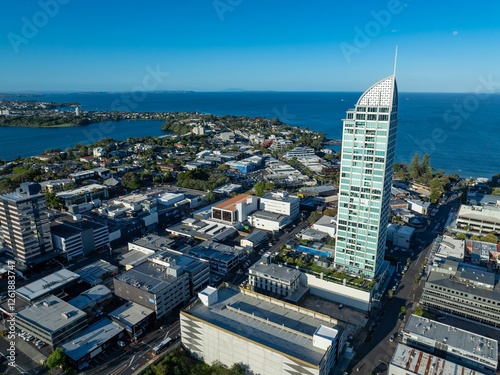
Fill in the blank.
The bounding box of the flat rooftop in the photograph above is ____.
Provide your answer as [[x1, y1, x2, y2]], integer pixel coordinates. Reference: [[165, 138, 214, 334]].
[[250, 210, 288, 221], [425, 269, 500, 299], [61, 318, 123, 362], [390, 343, 486, 375], [405, 314, 498, 356], [261, 191, 298, 203], [183, 286, 343, 366], [109, 302, 154, 326], [56, 184, 107, 199], [74, 260, 117, 285], [0, 192, 42, 203], [167, 219, 235, 241], [249, 261, 301, 282], [189, 241, 239, 263], [17, 295, 87, 333], [314, 215, 336, 227], [115, 255, 191, 294], [16, 269, 81, 302], [131, 234, 175, 251]]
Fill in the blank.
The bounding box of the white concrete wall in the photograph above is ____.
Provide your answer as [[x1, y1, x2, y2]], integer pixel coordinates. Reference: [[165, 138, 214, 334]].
[[181, 314, 321, 375], [301, 273, 372, 311]]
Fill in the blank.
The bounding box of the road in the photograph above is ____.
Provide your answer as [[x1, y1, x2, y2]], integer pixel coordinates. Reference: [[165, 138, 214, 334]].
[[0, 334, 46, 375], [346, 196, 458, 375], [84, 320, 180, 375]]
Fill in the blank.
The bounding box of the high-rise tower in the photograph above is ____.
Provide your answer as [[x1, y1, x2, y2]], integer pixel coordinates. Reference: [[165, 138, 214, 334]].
[[0, 182, 55, 267], [334, 75, 398, 279]]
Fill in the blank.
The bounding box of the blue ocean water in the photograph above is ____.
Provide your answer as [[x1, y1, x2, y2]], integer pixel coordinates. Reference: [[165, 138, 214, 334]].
[[1, 91, 499, 178]]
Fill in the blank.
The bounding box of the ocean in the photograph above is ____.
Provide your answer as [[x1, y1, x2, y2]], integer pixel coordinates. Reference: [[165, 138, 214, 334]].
[[1, 91, 499, 178]]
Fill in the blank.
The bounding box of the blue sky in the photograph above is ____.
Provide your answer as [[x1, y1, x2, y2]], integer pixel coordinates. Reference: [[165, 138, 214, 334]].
[[2, 0, 500, 92]]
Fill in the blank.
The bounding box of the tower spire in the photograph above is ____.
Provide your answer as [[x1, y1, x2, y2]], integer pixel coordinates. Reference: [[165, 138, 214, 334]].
[[393, 46, 398, 76]]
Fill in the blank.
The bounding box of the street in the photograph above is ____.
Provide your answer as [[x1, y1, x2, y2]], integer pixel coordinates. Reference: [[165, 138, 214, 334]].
[[346, 196, 458, 374]]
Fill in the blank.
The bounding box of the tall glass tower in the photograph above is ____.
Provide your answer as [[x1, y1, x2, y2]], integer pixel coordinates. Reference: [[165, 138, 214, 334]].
[[334, 75, 398, 279]]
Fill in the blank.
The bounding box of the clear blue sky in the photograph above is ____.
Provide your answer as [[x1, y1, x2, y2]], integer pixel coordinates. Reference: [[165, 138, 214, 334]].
[[2, 0, 500, 92]]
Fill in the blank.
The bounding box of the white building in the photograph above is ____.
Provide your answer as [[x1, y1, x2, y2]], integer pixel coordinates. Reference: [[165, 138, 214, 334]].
[[93, 147, 106, 157], [454, 204, 500, 236], [335, 74, 398, 279], [407, 199, 431, 215], [401, 314, 497, 375], [259, 191, 300, 220], [284, 146, 316, 160], [386, 224, 415, 249], [181, 286, 343, 375], [248, 260, 301, 298], [211, 194, 258, 224], [312, 215, 337, 237]]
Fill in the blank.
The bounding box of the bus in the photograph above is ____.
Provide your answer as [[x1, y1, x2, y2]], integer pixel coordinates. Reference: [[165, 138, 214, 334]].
[[151, 337, 172, 356]]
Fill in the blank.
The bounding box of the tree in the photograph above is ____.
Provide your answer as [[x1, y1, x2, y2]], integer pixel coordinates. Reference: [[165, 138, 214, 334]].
[[408, 153, 421, 181], [121, 172, 141, 190], [308, 211, 321, 225], [46, 347, 66, 370], [481, 232, 499, 244], [205, 191, 216, 203], [455, 233, 467, 240], [394, 162, 408, 181], [45, 192, 64, 210], [421, 153, 432, 176], [429, 177, 445, 203], [400, 306, 407, 315], [387, 289, 394, 299], [414, 305, 424, 316], [254, 181, 265, 197]]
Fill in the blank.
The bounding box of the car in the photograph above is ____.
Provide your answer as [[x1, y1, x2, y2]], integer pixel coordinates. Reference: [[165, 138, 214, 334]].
[[389, 333, 396, 343], [365, 312, 371, 319], [398, 314, 405, 321], [117, 340, 126, 347], [338, 304, 344, 309], [392, 285, 397, 291]]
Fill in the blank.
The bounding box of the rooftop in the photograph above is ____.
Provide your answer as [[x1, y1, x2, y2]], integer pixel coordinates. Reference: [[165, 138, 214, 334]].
[[242, 230, 268, 245], [130, 234, 175, 252], [261, 191, 298, 203], [16, 269, 81, 302], [390, 343, 486, 375], [213, 194, 253, 212], [183, 286, 342, 366], [109, 302, 154, 326], [61, 318, 123, 362], [16, 295, 87, 333], [250, 210, 288, 222], [56, 184, 107, 199], [314, 215, 336, 227], [249, 261, 301, 282], [74, 260, 118, 286], [356, 75, 397, 107], [405, 314, 498, 359]]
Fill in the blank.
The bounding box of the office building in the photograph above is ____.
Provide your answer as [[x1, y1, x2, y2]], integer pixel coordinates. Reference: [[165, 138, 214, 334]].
[[181, 285, 344, 375], [211, 194, 258, 224], [402, 314, 497, 374], [421, 260, 500, 327], [114, 250, 209, 319], [0, 182, 55, 266], [15, 295, 88, 347], [335, 74, 398, 279], [248, 259, 301, 298], [259, 191, 300, 220], [454, 204, 500, 236]]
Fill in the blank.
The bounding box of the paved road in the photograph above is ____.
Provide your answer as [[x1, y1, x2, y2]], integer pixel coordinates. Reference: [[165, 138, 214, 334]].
[[346, 198, 458, 374], [83, 320, 180, 375], [0, 334, 46, 375]]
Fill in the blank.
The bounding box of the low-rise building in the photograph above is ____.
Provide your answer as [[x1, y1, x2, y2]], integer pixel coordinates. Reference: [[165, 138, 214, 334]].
[[74, 259, 118, 286], [402, 314, 497, 375], [62, 318, 124, 370], [16, 269, 81, 302], [15, 295, 88, 347], [68, 285, 113, 313], [434, 235, 465, 262], [389, 343, 487, 375], [421, 260, 500, 327], [56, 184, 108, 207], [259, 191, 300, 220], [454, 204, 500, 236], [51, 220, 110, 261], [109, 302, 154, 340], [248, 210, 292, 232], [387, 224, 415, 249], [240, 230, 268, 249], [114, 250, 209, 319], [189, 240, 241, 275], [407, 199, 431, 215], [211, 194, 258, 224], [180, 285, 344, 375], [248, 259, 302, 299], [312, 215, 337, 238]]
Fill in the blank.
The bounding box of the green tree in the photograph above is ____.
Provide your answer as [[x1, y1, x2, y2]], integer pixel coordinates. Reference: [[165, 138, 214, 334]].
[[408, 153, 421, 181], [420, 153, 432, 177], [45, 192, 64, 210], [470, 235, 481, 241], [400, 306, 407, 315], [205, 191, 216, 203], [414, 305, 424, 317], [429, 177, 445, 203], [46, 347, 66, 370], [455, 233, 467, 240], [394, 162, 408, 181], [121, 172, 141, 190], [254, 181, 265, 197], [481, 232, 499, 244], [308, 211, 321, 225]]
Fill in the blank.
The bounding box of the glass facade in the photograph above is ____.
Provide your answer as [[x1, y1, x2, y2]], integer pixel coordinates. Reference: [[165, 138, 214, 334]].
[[334, 76, 398, 279]]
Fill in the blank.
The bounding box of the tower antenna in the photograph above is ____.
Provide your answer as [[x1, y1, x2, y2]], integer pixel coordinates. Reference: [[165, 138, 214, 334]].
[[393, 46, 398, 76]]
